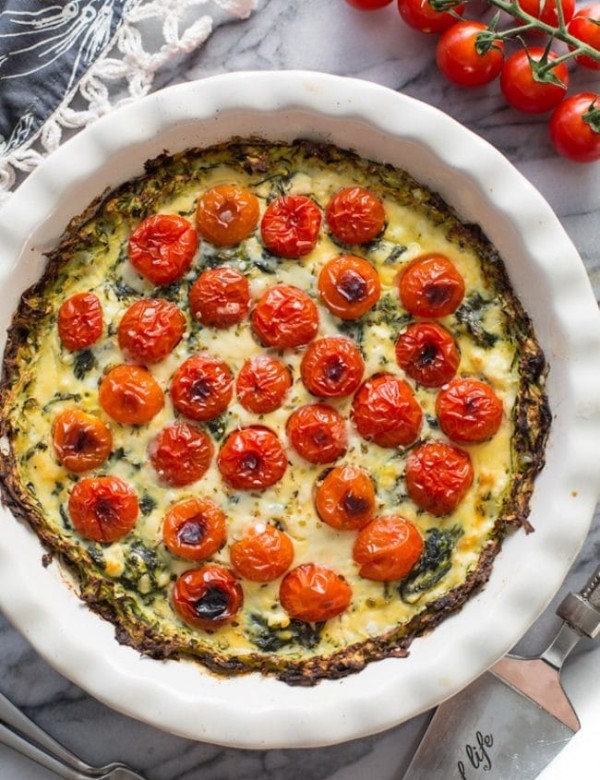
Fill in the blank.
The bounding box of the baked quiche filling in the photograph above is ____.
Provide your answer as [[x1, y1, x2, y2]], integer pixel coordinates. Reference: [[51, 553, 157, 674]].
[[0, 140, 550, 684]]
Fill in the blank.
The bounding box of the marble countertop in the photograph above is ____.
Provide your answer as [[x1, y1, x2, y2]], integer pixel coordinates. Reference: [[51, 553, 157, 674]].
[[1, 1, 599, 778]]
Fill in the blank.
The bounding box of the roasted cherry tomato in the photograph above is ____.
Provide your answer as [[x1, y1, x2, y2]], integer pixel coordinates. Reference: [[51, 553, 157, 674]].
[[395, 322, 460, 387], [300, 336, 365, 398], [399, 254, 465, 318], [117, 298, 185, 364], [345, 0, 393, 9], [172, 564, 243, 630], [314, 464, 376, 531], [567, 5, 600, 70], [287, 403, 347, 465], [436, 21, 505, 87], [279, 563, 352, 622], [251, 284, 319, 349], [99, 365, 164, 425], [500, 48, 568, 114], [549, 93, 600, 163], [260, 194, 322, 258], [170, 354, 233, 422], [128, 214, 198, 286], [236, 355, 292, 414], [325, 186, 386, 245], [353, 515, 423, 581], [397, 0, 465, 33], [229, 523, 294, 582], [162, 497, 227, 561], [405, 440, 474, 516], [516, 0, 575, 30], [148, 421, 214, 487], [189, 266, 251, 329], [436, 376, 503, 443], [195, 184, 260, 246], [318, 255, 381, 320], [52, 409, 112, 473], [57, 292, 103, 351], [351, 373, 422, 448], [68, 475, 139, 543], [217, 426, 287, 490]]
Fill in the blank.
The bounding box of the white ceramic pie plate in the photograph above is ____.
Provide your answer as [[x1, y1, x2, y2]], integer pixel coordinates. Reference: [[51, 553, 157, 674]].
[[0, 72, 599, 749]]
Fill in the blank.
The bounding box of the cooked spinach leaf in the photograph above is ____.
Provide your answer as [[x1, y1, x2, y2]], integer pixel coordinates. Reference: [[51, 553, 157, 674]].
[[400, 526, 463, 603], [247, 614, 323, 652]]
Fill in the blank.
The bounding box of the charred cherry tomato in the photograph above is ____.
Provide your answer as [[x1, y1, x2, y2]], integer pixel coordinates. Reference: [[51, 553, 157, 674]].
[[549, 93, 600, 163], [170, 354, 233, 422], [399, 254, 465, 318], [217, 426, 287, 490], [397, 0, 465, 33], [301, 336, 365, 398], [57, 292, 103, 351], [99, 365, 164, 425], [567, 5, 600, 70], [500, 48, 568, 114], [117, 298, 185, 363], [260, 194, 322, 258], [395, 322, 460, 387], [195, 184, 260, 246], [128, 214, 198, 286], [68, 475, 139, 543], [251, 284, 319, 349], [353, 515, 423, 581], [405, 441, 474, 516], [314, 464, 376, 531], [318, 255, 381, 320], [162, 497, 226, 560], [172, 564, 243, 630], [189, 266, 251, 329], [436, 21, 505, 87], [148, 421, 214, 487], [287, 403, 347, 465], [52, 409, 112, 473], [279, 563, 352, 623], [229, 523, 294, 582], [436, 376, 503, 443], [325, 186, 386, 245], [351, 373, 422, 448], [236, 355, 292, 414]]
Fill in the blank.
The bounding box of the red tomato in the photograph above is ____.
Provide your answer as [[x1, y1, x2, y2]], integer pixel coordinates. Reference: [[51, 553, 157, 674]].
[[405, 440, 474, 515], [436, 22, 505, 87], [397, 0, 465, 33], [57, 292, 103, 351], [314, 464, 376, 531], [236, 355, 292, 414], [318, 255, 381, 320], [279, 563, 352, 622], [229, 523, 294, 582], [162, 497, 226, 561], [399, 254, 465, 318], [172, 565, 243, 630], [196, 184, 259, 246], [300, 336, 365, 398], [52, 409, 112, 473], [287, 403, 348, 465], [189, 266, 250, 329], [351, 373, 422, 448], [118, 298, 185, 363], [436, 376, 503, 443], [549, 93, 600, 163], [353, 516, 423, 581], [217, 426, 287, 490], [251, 284, 319, 349], [99, 365, 164, 425], [170, 354, 233, 422], [345, 0, 393, 9], [516, 0, 575, 29], [567, 5, 600, 70], [260, 194, 322, 258], [395, 322, 460, 387], [128, 214, 198, 286], [325, 186, 386, 245], [68, 475, 139, 543], [148, 421, 214, 487], [500, 48, 568, 114]]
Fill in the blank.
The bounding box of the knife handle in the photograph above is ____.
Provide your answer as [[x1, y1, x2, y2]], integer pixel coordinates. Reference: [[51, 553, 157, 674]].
[[556, 564, 600, 639]]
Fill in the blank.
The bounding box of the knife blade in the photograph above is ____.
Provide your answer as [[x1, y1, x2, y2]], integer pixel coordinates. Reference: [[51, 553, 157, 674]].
[[401, 564, 600, 780]]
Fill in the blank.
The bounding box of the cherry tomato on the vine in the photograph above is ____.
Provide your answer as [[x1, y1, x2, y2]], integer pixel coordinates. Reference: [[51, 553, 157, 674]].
[[189, 266, 250, 329], [405, 440, 474, 516], [345, 0, 393, 9], [436, 376, 503, 443], [128, 214, 198, 286], [399, 254, 465, 318], [170, 354, 233, 422], [549, 93, 600, 163], [436, 21, 505, 87], [251, 284, 319, 348], [287, 403, 348, 465], [353, 515, 423, 581], [395, 321, 460, 387], [314, 463, 376, 531], [52, 409, 112, 473], [318, 255, 381, 320], [325, 186, 386, 245], [500, 48, 568, 114], [68, 475, 139, 543], [229, 523, 294, 582], [118, 298, 185, 364], [172, 564, 243, 630], [148, 421, 214, 487], [397, 0, 465, 34], [516, 0, 575, 30], [301, 336, 365, 398], [351, 373, 422, 448], [279, 563, 352, 623], [57, 292, 103, 351], [99, 365, 164, 425], [236, 355, 292, 414], [162, 497, 227, 561], [195, 184, 259, 246], [217, 426, 287, 490], [567, 5, 600, 70], [260, 194, 322, 258]]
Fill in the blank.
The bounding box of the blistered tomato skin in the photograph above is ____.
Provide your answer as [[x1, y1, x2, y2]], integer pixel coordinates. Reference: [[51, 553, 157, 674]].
[[52, 409, 112, 473], [287, 403, 348, 465], [395, 322, 460, 387], [325, 186, 386, 245], [351, 373, 423, 448], [230, 523, 294, 582], [318, 255, 381, 320], [236, 355, 292, 414], [353, 516, 423, 581], [170, 354, 233, 422], [301, 336, 365, 398], [162, 497, 227, 561], [217, 426, 287, 490], [57, 292, 103, 351], [399, 254, 465, 318], [251, 284, 319, 349], [189, 266, 251, 329], [172, 565, 244, 631], [315, 464, 376, 531], [279, 563, 352, 623], [405, 441, 474, 516], [128, 214, 198, 286], [99, 365, 164, 425], [436, 377, 504, 443], [260, 194, 322, 258], [196, 184, 259, 246], [117, 298, 186, 364], [148, 421, 214, 487], [68, 475, 139, 543]]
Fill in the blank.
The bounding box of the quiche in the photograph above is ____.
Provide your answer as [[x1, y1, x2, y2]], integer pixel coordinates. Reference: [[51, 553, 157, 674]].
[[0, 140, 550, 685]]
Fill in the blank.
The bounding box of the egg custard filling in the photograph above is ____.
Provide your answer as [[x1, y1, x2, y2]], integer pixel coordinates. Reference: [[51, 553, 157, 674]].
[[0, 140, 550, 684]]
